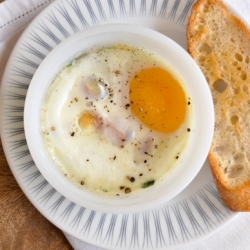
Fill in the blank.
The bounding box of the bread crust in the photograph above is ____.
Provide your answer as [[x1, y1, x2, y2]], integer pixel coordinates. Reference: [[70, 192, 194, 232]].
[[209, 152, 250, 211], [187, 0, 250, 54], [187, 0, 250, 211]]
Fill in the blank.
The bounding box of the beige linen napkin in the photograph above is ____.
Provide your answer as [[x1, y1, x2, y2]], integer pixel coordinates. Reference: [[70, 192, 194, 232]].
[[1, 0, 250, 249]]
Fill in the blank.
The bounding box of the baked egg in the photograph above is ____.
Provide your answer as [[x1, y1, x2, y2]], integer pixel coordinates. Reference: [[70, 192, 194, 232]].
[[42, 45, 192, 196]]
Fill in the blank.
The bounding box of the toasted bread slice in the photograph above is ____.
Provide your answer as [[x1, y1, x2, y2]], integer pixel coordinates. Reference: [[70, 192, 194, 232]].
[[187, 0, 250, 211]]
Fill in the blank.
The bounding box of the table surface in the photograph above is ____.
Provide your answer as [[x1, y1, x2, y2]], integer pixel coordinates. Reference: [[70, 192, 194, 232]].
[[0, 1, 72, 249], [0, 140, 73, 249]]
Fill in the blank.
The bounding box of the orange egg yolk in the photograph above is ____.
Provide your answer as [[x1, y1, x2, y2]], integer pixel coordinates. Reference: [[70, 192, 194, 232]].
[[78, 112, 97, 129], [129, 67, 187, 133]]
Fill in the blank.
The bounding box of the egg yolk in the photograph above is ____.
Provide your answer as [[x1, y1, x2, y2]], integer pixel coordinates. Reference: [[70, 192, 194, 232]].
[[78, 112, 97, 129], [129, 67, 187, 133]]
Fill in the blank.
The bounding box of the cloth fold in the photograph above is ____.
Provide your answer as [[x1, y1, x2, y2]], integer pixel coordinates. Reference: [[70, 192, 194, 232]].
[[1, 0, 250, 249]]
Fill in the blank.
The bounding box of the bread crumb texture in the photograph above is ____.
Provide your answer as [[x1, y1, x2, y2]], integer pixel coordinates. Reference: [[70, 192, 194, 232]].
[[187, 0, 250, 211]]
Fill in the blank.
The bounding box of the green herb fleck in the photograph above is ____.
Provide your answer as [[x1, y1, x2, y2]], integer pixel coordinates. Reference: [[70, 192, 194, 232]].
[[67, 62, 72, 67], [141, 180, 155, 188]]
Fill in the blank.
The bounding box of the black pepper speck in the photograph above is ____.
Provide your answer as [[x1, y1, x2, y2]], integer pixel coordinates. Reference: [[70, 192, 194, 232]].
[[125, 188, 131, 194], [130, 177, 135, 183]]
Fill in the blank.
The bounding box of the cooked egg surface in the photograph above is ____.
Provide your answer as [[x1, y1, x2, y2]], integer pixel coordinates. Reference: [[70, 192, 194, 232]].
[[42, 45, 192, 196]]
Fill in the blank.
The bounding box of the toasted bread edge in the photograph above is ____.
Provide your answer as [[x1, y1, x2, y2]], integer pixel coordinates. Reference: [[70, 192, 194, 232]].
[[187, 0, 250, 211]]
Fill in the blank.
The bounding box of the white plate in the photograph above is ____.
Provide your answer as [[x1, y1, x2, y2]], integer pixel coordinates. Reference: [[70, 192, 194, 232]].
[[0, 0, 238, 249]]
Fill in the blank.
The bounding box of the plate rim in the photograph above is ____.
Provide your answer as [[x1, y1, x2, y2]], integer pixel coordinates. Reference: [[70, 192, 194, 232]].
[[0, 0, 240, 249]]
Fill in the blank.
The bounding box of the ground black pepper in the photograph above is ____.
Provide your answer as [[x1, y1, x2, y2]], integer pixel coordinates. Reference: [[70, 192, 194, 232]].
[[130, 177, 135, 183], [125, 188, 131, 193]]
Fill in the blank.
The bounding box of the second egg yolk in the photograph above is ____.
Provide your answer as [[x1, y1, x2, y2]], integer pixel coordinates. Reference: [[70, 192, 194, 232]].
[[78, 112, 97, 129], [129, 67, 187, 133]]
